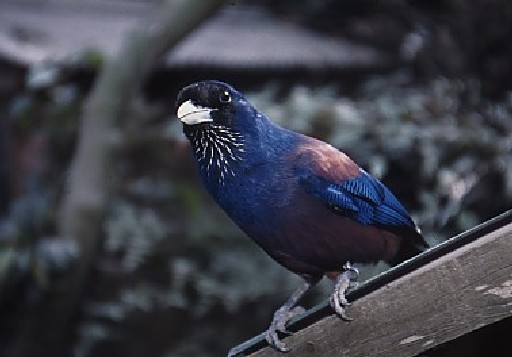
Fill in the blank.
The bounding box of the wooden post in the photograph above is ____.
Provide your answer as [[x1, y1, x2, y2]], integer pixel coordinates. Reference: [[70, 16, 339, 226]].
[[229, 210, 512, 357]]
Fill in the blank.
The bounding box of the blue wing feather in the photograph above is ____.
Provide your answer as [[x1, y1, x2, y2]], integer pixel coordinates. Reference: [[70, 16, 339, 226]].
[[300, 169, 416, 230]]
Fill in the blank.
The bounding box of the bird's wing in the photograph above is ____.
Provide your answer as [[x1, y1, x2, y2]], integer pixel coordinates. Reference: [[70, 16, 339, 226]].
[[300, 170, 416, 229], [293, 139, 416, 230]]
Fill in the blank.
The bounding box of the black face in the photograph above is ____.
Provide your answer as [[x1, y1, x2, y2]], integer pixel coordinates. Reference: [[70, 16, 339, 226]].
[[175, 80, 239, 128], [175, 81, 249, 184]]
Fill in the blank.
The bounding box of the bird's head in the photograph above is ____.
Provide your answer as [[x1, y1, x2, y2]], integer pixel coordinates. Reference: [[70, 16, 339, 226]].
[[175, 80, 258, 134], [175, 80, 265, 184]]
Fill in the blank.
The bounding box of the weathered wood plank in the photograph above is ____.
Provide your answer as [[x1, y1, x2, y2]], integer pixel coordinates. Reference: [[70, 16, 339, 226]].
[[243, 218, 512, 357]]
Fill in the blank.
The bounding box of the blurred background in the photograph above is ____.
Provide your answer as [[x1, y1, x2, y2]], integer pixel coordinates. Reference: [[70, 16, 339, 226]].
[[0, 0, 511, 356]]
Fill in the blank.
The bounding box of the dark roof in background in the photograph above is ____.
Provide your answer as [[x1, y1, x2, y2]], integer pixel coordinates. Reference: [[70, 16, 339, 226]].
[[165, 5, 388, 69], [0, 0, 154, 64], [0, 0, 389, 70]]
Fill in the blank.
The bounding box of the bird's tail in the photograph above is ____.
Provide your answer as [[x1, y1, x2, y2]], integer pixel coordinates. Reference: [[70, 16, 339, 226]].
[[386, 226, 428, 267]]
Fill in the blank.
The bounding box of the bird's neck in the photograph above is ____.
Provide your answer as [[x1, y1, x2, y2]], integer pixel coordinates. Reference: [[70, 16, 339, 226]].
[[185, 124, 249, 191], [185, 119, 298, 200]]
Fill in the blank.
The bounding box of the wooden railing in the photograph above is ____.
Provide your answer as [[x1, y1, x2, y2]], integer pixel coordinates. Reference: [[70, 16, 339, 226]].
[[229, 209, 512, 357]]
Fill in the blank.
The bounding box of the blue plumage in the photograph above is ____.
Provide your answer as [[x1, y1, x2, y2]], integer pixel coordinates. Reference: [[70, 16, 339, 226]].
[[311, 170, 415, 228], [176, 80, 428, 352]]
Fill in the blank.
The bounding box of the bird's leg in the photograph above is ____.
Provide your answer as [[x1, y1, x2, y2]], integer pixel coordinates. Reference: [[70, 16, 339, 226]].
[[330, 262, 359, 321], [342, 261, 360, 290], [265, 279, 313, 353]]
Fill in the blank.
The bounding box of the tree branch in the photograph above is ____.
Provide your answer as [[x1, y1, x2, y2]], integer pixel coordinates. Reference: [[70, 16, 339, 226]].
[[10, 1, 226, 356]]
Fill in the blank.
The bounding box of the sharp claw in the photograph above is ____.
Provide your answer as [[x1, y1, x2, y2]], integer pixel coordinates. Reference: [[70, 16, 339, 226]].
[[275, 343, 290, 353], [338, 308, 354, 322], [277, 345, 290, 353], [330, 292, 353, 321], [265, 329, 290, 353], [277, 327, 292, 335]]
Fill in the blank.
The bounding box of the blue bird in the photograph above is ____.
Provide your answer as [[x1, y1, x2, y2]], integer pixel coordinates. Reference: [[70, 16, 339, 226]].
[[175, 80, 427, 352]]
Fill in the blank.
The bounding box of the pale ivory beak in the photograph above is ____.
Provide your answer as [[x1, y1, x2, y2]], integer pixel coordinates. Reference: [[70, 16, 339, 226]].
[[177, 100, 215, 125]]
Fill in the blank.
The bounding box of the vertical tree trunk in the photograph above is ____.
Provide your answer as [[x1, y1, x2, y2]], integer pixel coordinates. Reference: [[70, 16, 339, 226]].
[[10, 1, 226, 356]]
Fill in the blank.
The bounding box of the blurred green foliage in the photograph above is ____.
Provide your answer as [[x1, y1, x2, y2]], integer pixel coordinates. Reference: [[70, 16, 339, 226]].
[[1, 70, 511, 356]]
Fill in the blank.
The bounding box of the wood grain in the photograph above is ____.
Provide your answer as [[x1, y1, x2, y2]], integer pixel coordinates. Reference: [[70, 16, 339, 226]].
[[249, 222, 512, 357]]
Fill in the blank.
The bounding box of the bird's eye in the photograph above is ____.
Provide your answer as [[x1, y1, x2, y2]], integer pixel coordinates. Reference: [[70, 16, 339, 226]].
[[219, 91, 231, 104]]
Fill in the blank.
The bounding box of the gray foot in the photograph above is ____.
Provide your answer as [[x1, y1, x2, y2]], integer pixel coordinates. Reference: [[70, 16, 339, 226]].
[[330, 262, 359, 320], [265, 305, 306, 352]]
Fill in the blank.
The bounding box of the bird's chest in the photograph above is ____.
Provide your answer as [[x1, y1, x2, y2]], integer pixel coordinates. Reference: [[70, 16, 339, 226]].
[[221, 163, 294, 210], [189, 125, 300, 242], [205, 161, 296, 235]]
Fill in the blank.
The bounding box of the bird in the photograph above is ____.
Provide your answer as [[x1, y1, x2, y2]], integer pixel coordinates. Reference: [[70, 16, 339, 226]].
[[175, 80, 428, 353]]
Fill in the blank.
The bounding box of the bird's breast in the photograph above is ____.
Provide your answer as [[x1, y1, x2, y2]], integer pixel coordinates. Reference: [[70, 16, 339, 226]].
[[259, 190, 402, 276]]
